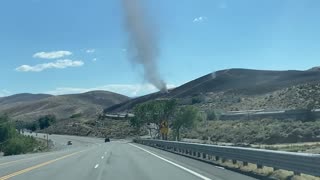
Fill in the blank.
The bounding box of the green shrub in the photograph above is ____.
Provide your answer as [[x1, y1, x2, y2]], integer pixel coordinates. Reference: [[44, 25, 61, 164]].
[[0, 123, 16, 143], [24, 121, 39, 132], [207, 110, 218, 120], [2, 136, 38, 156], [70, 113, 82, 119], [0, 114, 41, 156], [38, 115, 56, 129], [191, 96, 202, 104]]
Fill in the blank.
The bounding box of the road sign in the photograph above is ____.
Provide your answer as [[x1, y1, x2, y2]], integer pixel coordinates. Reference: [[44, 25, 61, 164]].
[[160, 121, 168, 140]]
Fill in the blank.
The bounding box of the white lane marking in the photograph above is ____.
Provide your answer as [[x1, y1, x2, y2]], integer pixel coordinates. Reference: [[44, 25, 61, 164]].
[[94, 164, 99, 169], [214, 166, 224, 170], [129, 144, 212, 180], [101, 156, 104, 159]]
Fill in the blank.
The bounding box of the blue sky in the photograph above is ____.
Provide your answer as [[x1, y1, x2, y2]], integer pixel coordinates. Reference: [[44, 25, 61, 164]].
[[1, 0, 320, 97]]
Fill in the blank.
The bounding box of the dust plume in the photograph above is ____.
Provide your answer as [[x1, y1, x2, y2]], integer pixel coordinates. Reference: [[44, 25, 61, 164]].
[[121, 0, 167, 91]]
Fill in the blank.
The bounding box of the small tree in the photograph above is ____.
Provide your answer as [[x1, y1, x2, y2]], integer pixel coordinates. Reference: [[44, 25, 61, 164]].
[[70, 113, 82, 119], [302, 101, 317, 122], [0, 114, 9, 124], [131, 99, 177, 138], [0, 115, 16, 143], [192, 96, 202, 104], [207, 110, 217, 120], [28, 121, 39, 132], [38, 115, 56, 129], [172, 106, 199, 141]]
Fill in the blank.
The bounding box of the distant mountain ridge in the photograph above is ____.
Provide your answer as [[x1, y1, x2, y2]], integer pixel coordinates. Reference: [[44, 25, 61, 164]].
[[3, 67, 320, 120], [105, 67, 320, 112], [0, 93, 53, 105], [168, 68, 320, 96], [0, 91, 129, 121]]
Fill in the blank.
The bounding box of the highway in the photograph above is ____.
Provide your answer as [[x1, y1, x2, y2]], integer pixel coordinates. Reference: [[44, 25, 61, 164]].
[[0, 134, 257, 180]]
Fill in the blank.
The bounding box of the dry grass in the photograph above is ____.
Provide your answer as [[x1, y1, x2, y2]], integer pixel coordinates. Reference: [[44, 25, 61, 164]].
[[292, 174, 320, 180], [208, 158, 320, 180], [254, 142, 320, 153]]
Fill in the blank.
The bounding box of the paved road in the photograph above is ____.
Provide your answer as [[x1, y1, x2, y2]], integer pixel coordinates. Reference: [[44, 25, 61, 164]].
[[0, 134, 257, 180]]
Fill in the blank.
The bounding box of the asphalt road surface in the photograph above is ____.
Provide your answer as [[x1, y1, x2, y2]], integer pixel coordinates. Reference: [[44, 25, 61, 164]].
[[0, 134, 257, 180]]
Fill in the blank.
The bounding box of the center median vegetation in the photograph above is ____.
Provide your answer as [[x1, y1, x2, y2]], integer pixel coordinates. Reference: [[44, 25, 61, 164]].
[[130, 99, 201, 141], [0, 114, 45, 156]]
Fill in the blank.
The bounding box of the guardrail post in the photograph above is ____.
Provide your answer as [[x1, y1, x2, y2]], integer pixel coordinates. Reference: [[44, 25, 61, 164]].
[[294, 172, 301, 176], [193, 151, 196, 156], [232, 160, 237, 164], [215, 156, 220, 161], [197, 152, 201, 158], [202, 153, 206, 159]]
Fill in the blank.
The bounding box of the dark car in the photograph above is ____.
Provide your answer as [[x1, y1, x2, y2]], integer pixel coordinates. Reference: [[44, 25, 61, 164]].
[[105, 138, 110, 142], [67, 141, 72, 145]]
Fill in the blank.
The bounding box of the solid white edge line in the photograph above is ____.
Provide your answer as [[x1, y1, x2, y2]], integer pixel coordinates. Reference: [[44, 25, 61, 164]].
[[129, 143, 212, 180], [94, 164, 99, 169], [214, 166, 225, 170]]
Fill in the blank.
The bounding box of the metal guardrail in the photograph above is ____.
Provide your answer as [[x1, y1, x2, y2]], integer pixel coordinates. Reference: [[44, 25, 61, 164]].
[[134, 139, 320, 177]]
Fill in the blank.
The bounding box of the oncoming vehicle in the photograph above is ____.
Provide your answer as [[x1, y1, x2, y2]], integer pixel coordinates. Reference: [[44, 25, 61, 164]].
[[67, 141, 72, 145], [105, 138, 110, 142]]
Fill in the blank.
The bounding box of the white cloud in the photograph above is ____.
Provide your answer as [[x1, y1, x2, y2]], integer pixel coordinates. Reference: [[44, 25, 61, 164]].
[[193, 16, 208, 23], [46, 84, 176, 97], [92, 58, 97, 62], [33, 51, 72, 59], [15, 59, 84, 72], [86, 49, 95, 53], [0, 89, 11, 97]]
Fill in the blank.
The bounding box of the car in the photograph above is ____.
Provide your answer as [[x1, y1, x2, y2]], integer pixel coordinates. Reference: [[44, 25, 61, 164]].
[[67, 141, 72, 145], [105, 138, 110, 142]]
